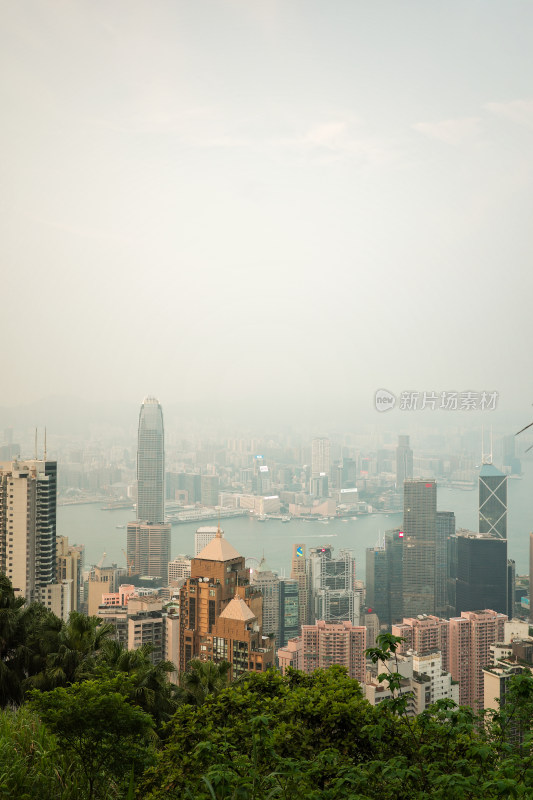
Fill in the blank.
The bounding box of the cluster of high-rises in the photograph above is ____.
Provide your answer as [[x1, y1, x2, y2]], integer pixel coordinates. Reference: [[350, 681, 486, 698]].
[[2, 404, 532, 718], [366, 463, 513, 626]]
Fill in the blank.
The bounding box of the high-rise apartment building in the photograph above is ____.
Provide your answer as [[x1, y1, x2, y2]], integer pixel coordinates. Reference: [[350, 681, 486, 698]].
[[312, 437, 330, 477], [479, 464, 507, 539], [449, 609, 507, 708], [396, 435, 413, 487], [0, 458, 57, 603], [392, 615, 450, 672], [278, 620, 366, 683], [137, 397, 165, 524], [402, 480, 437, 617]]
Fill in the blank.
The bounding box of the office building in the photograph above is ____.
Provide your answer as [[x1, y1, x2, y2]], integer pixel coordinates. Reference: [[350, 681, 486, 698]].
[[251, 557, 280, 646], [385, 528, 404, 625], [127, 522, 171, 583], [168, 555, 192, 582], [449, 609, 507, 708], [402, 480, 437, 617], [479, 464, 507, 539], [195, 526, 219, 557], [279, 578, 299, 647], [178, 530, 274, 677], [87, 563, 122, 616], [436, 511, 455, 618], [0, 458, 57, 603], [455, 531, 507, 616], [56, 536, 81, 612], [309, 546, 360, 625], [365, 542, 388, 624], [290, 543, 309, 628], [136, 397, 165, 524], [396, 435, 413, 487], [312, 437, 330, 477], [201, 475, 220, 507]]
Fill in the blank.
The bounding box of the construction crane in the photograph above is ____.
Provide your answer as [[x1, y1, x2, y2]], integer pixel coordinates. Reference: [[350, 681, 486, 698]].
[[122, 548, 135, 577], [97, 552, 107, 569]]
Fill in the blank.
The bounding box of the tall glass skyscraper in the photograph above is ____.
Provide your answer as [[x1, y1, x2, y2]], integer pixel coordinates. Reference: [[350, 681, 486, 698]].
[[479, 464, 507, 539], [137, 397, 165, 524], [402, 480, 437, 617]]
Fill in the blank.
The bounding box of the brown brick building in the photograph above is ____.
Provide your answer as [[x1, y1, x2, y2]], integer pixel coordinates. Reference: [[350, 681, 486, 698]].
[[179, 530, 274, 677]]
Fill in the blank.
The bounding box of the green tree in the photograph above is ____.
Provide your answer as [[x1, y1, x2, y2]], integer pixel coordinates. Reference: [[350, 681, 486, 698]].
[[30, 677, 155, 800], [178, 658, 232, 706], [89, 639, 180, 727], [0, 574, 61, 706], [27, 611, 115, 691]]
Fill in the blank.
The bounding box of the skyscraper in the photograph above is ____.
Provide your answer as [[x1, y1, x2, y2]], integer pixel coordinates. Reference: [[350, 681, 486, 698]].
[[455, 531, 508, 616], [479, 464, 507, 539], [291, 543, 310, 627], [402, 480, 437, 617], [137, 397, 165, 524], [396, 435, 413, 487], [436, 511, 455, 618], [0, 458, 57, 602], [128, 398, 170, 583], [365, 541, 388, 624], [312, 437, 330, 477], [309, 546, 360, 625]]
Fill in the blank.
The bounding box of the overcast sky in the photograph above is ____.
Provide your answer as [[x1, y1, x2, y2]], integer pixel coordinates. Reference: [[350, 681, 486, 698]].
[[2, 1, 533, 427]]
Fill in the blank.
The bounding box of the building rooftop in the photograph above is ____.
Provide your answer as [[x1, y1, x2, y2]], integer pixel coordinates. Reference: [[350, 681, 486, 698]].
[[219, 595, 256, 622], [195, 530, 242, 562], [480, 463, 505, 478]]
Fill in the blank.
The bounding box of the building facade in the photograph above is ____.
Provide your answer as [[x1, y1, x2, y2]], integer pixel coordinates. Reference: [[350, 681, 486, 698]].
[[178, 530, 274, 677], [479, 464, 507, 539], [0, 458, 57, 603], [402, 480, 437, 617], [137, 397, 165, 524]]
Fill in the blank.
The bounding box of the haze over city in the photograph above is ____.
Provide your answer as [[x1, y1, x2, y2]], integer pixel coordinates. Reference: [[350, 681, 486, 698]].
[[2, 1, 533, 431]]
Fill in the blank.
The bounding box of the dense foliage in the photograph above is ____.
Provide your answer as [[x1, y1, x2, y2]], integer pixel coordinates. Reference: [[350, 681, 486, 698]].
[[3, 576, 533, 799]]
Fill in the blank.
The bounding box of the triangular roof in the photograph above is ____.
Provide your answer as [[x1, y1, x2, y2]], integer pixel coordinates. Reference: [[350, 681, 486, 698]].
[[219, 595, 256, 622], [195, 530, 242, 562]]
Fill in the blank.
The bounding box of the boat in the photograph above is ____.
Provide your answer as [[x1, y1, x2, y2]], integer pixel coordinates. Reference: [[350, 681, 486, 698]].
[[281, 516, 291, 523], [115, 525, 126, 529], [257, 515, 268, 522]]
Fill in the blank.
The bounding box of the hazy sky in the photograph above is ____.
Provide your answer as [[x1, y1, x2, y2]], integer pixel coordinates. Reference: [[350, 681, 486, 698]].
[[2, 1, 533, 426]]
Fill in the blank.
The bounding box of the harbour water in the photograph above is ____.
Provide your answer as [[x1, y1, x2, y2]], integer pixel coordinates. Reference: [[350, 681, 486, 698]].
[[57, 460, 533, 581]]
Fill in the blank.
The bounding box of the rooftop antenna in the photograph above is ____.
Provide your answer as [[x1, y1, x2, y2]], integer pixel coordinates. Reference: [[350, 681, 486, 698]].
[[44, 427, 47, 461], [34, 428, 38, 460]]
